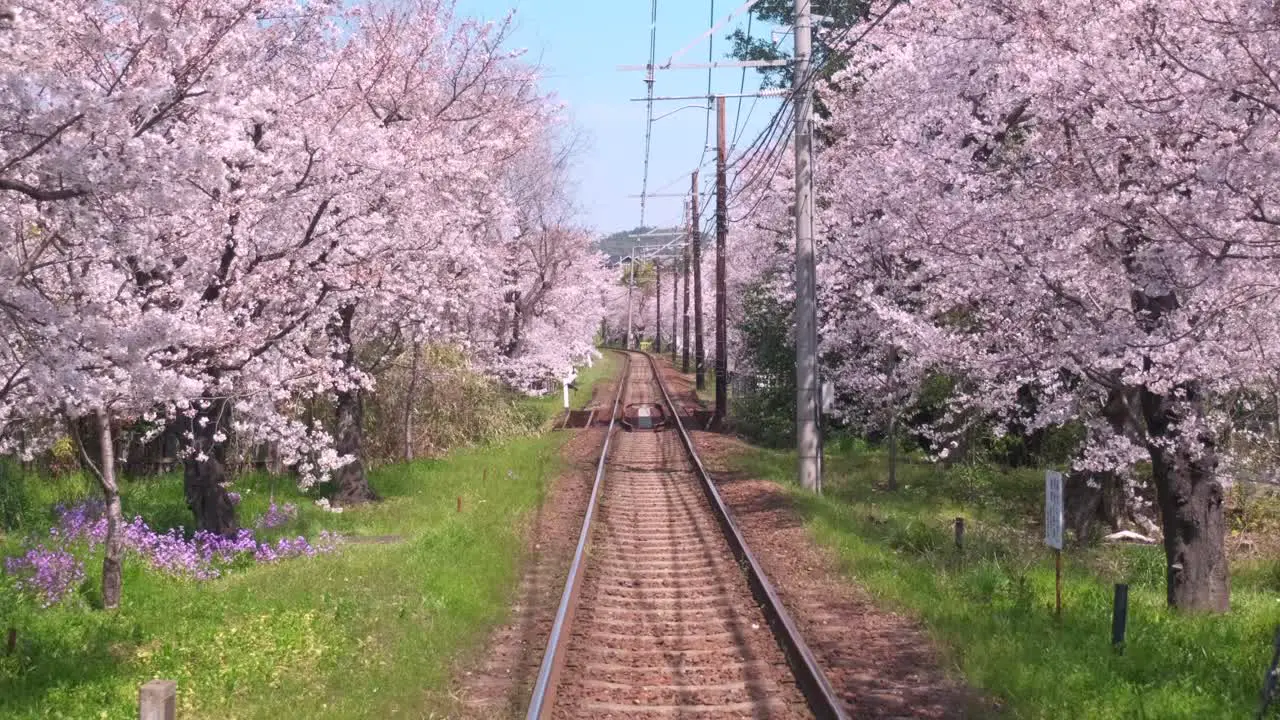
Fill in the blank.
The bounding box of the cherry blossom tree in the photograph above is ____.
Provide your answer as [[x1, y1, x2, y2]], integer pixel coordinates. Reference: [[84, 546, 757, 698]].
[[0, 0, 606, 605], [468, 126, 611, 390], [816, 0, 1280, 611], [303, 0, 562, 503]]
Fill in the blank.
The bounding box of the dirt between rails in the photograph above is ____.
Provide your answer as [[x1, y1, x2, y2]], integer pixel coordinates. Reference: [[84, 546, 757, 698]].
[[452, 368, 619, 719], [652, 357, 997, 719], [551, 363, 812, 719]]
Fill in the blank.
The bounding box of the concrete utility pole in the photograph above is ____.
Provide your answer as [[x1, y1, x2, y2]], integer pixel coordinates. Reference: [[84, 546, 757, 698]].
[[793, 0, 822, 493], [691, 171, 706, 390], [682, 201, 692, 373], [714, 96, 729, 427], [655, 262, 663, 353]]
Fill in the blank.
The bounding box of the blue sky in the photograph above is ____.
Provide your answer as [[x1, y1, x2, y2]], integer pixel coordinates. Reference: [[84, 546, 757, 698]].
[[454, 0, 784, 236]]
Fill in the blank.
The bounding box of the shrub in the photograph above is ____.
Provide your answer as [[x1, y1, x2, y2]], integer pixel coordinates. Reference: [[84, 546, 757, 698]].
[[362, 345, 548, 462]]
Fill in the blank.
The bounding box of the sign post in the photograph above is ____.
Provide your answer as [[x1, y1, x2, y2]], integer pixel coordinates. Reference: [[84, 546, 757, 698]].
[[1257, 626, 1280, 720], [1112, 583, 1129, 653], [1045, 470, 1065, 619]]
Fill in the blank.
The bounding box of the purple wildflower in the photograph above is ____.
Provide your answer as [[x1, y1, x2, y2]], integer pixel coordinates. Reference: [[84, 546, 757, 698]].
[[254, 502, 298, 530], [4, 546, 84, 607], [5, 501, 342, 604], [227, 492, 241, 506], [316, 530, 342, 552], [53, 501, 108, 544], [255, 536, 319, 563]]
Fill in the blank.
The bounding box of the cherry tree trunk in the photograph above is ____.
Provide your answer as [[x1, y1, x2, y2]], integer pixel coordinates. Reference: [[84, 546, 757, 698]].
[[1141, 385, 1230, 612], [182, 397, 239, 536], [334, 384, 377, 504], [886, 410, 899, 492], [94, 411, 125, 610], [403, 347, 420, 462], [1065, 471, 1126, 542], [330, 303, 378, 505], [1066, 390, 1135, 540]]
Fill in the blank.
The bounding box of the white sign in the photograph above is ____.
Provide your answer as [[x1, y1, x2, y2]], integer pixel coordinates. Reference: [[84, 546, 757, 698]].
[[1045, 470, 1064, 550], [562, 373, 575, 410]]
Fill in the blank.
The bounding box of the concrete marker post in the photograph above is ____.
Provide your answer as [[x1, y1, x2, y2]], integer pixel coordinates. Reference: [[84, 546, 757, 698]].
[[139, 680, 176, 720]]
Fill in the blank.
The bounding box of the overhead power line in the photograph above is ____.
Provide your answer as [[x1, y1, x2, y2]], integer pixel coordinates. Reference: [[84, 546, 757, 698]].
[[722, 0, 909, 222], [658, 0, 765, 68], [695, 0, 718, 175]]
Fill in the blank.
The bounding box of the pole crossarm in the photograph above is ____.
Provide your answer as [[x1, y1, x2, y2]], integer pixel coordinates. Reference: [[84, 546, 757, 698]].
[[630, 90, 788, 102], [617, 59, 791, 72]]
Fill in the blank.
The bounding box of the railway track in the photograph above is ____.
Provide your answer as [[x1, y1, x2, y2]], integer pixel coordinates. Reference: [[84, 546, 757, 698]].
[[526, 350, 848, 719]]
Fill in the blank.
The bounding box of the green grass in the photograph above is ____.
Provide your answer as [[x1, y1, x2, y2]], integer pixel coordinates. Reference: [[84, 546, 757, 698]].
[[0, 354, 619, 720], [699, 371, 718, 406], [666, 361, 715, 406], [731, 443, 1280, 719], [521, 351, 620, 423]]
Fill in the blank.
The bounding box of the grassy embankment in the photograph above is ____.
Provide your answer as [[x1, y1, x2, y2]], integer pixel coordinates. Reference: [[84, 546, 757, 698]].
[[0, 352, 618, 719], [732, 439, 1280, 719]]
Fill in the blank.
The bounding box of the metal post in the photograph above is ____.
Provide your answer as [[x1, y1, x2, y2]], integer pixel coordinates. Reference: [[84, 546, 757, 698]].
[[714, 95, 729, 426], [793, 0, 821, 493], [1258, 627, 1280, 720], [691, 171, 706, 390], [638, 0, 658, 228], [1112, 583, 1129, 653], [1055, 549, 1063, 619]]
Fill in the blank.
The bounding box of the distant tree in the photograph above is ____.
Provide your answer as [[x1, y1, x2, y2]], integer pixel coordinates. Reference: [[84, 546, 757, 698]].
[[727, 0, 874, 91], [596, 227, 682, 264]]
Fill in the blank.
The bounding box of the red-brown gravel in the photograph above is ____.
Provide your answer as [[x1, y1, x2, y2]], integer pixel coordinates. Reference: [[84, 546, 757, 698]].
[[653, 356, 994, 719], [452, 368, 619, 718]]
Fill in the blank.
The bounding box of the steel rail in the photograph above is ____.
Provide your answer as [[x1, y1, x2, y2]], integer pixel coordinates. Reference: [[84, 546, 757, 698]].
[[524, 350, 631, 720], [642, 349, 851, 720], [526, 348, 848, 719]]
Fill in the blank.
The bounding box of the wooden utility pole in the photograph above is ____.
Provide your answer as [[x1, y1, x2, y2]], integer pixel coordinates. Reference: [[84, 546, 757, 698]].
[[714, 96, 729, 426], [682, 202, 692, 373], [691, 170, 706, 390], [671, 257, 678, 364], [655, 262, 663, 353]]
